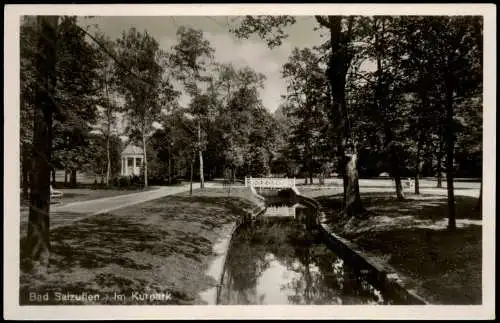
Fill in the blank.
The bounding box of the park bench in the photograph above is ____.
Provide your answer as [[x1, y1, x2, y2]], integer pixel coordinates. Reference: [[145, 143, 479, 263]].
[[50, 185, 64, 200]]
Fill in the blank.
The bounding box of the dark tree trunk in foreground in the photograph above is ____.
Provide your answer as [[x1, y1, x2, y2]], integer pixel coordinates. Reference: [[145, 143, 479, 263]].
[[64, 169, 68, 185], [21, 145, 30, 200], [445, 82, 456, 231], [24, 16, 58, 266]]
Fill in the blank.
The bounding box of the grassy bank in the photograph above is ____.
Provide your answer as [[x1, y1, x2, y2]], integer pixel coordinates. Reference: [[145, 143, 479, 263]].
[[301, 191, 482, 305], [20, 187, 261, 305]]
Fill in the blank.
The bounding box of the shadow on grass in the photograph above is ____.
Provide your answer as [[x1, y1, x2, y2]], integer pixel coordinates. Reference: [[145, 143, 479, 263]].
[[350, 225, 482, 305], [308, 191, 482, 305], [314, 192, 481, 222], [19, 194, 257, 305]]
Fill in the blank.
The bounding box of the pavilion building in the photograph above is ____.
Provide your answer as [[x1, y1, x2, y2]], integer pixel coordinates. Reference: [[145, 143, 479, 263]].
[[120, 144, 144, 176]]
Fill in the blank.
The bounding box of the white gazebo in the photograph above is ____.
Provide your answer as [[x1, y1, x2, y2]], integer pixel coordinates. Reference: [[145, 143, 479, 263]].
[[121, 144, 144, 176]]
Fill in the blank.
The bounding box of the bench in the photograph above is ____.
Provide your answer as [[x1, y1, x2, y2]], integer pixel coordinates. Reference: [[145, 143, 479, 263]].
[[50, 185, 64, 199]]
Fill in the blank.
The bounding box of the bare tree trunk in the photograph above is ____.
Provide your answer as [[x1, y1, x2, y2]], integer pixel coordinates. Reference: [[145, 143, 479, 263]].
[[343, 152, 364, 217], [437, 125, 444, 188], [168, 152, 172, 185], [70, 169, 77, 187], [106, 133, 111, 186], [198, 120, 204, 189], [190, 151, 194, 196], [51, 168, 56, 186], [24, 16, 58, 267], [445, 84, 456, 231], [64, 169, 68, 185], [415, 131, 424, 195], [394, 172, 405, 200], [21, 145, 30, 200], [142, 129, 148, 188]]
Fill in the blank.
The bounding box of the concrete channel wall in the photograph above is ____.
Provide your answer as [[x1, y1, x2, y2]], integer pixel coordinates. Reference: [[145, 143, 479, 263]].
[[199, 189, 266, 305], [294, 192, 428, 305]]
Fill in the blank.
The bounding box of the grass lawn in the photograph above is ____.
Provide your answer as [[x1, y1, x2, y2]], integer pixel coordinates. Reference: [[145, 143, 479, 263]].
[[19, 187, 261, 305], [303, 190, 482, 305]]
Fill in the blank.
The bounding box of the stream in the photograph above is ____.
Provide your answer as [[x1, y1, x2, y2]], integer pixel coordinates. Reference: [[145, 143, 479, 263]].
[[217, 198, 393, 305]]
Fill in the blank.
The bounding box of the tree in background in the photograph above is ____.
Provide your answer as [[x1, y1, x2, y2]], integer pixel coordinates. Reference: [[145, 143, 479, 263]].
[[91, 31, 122, 186], [51, 17, 100, 187], [114, 27, 177, 188], [281, 46, 331, 184], [170, 26, 215, 189]]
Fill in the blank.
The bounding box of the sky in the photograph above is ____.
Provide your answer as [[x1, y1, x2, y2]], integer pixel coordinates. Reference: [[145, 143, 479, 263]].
[[79, 16, 326, 114]]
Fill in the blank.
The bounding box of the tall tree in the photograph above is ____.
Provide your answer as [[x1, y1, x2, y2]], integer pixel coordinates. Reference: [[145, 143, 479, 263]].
[[281, 46, 330, 184], [51, 17, 100, 187], [421, 16, 482, 230], [114, 27, 175, 188], [170, 26, 215, 189], [91, 32, 122, 186]]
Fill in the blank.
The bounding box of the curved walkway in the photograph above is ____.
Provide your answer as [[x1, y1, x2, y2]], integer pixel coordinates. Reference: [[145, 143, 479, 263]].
[[20, 183, 215, 233]]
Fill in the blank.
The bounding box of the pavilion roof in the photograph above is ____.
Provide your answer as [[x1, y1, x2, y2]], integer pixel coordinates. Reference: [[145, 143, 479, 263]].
[[122, 144, 144, 156]]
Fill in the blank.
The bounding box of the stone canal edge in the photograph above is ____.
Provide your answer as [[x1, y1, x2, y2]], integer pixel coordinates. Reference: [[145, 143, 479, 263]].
[[198, 202, 267, 305], [296, 193, 428, 305]]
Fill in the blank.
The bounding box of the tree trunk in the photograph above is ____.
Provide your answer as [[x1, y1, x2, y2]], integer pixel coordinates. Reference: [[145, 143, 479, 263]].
[[24, 16, 58, 267], [198, 120, 204, 189], [394, 172, 405, 200], [168, 152, 172, 185], [51, 168, 56, 186], [437, 126, 444, 188], [70, 169, 77, 187], [415, 131, 424, 195], [324, 17, 365, 217], [21, 145, 30, 200], [189, 152, 194, 196], [106, 134, 111, 186], [142, 130, 148, 188], [343, 152, 364, 217], [64, 169, 68, 185], [445, 84, 456, 231]]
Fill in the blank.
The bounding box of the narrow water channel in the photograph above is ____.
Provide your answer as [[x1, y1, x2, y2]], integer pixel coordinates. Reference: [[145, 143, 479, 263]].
[[218, 198, 392, 305]]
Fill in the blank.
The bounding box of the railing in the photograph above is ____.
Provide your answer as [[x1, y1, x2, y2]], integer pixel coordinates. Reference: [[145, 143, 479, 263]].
[[244, 177, 296, 188]]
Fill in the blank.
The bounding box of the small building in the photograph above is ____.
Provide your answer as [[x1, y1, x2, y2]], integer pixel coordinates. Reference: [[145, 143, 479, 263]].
[[121, 144, 144, 176]]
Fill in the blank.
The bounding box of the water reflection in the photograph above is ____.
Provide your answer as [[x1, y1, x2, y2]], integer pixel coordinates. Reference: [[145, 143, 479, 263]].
[[218, 205, 390, 305]]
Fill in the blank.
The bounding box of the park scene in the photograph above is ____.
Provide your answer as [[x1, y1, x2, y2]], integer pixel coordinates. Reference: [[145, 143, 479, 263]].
[[18, 15, 483, 306]]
